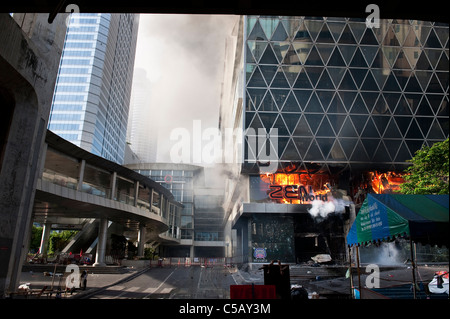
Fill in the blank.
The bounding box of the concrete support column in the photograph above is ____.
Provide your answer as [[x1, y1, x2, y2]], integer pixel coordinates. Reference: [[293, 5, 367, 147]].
[[21, 217, 35, 264], [134, 181, 139, 207], [39, 222, 52, 257], [0, 13, 67, 297], [37, 142, 48, 177], [110, 171, 117, 200], [171, 205, 177, 238], [245, 218, 251, 264], [93, 218, 108, 267], [137, 224, 146, 256], [190, 245, 194, 259], [149, 188, 153, 205], [76, 159, 86, 191]]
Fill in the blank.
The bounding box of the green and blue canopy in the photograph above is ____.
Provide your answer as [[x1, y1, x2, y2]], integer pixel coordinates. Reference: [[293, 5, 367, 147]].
[[346, 194, 449, 247]]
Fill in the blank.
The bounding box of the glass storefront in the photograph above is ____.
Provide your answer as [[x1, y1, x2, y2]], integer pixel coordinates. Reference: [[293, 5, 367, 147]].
[[250, 214, 295, 263]]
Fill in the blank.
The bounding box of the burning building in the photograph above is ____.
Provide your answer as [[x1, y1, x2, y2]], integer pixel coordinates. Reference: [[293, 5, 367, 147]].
[[220, 16, 448, 265]]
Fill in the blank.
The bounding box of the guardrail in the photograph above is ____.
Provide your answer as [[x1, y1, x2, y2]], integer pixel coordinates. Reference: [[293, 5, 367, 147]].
[[148, 257, 236, 268]]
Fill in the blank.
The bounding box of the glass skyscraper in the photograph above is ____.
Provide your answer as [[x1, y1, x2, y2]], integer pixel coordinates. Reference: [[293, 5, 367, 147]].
[[49, 13, 139, 164], [220, 16, 448, 264], [126, 68, 158, 163], [244, 16, 448, 172]]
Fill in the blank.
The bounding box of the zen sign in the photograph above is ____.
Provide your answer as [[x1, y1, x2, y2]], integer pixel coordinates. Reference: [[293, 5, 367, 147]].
[[268, 184, 329, 202]]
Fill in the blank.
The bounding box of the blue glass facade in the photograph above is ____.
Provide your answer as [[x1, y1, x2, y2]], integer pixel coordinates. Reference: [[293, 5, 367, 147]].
[[244, 16, 449, 172], [49, 13, 138, 164]]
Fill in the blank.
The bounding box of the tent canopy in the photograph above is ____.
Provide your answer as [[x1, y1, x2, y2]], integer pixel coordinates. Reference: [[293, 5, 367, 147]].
[[346, 194, 449, 247]]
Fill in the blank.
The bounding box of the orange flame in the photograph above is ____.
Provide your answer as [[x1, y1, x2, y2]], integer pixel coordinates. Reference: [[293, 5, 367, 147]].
[[368, 171, 407, 194], [260, 173, 332, 204]]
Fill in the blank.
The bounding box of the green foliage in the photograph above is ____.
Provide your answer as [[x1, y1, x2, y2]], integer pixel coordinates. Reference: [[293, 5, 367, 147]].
[[48, 230, 78, 255], [29, 225, 43, 253], [400, 138, 449, 195], [29, 226, 78, 255], [142, 247, 156, 260]]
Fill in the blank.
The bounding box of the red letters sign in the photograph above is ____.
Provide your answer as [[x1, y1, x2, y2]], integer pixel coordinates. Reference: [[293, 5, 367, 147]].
[[269, 185, 328, 202]]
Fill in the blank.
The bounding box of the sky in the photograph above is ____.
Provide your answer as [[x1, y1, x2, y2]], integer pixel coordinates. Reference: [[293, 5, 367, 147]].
[[133, 14, 239, 164]]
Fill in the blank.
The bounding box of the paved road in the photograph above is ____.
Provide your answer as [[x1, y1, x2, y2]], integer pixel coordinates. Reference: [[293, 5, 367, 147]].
[[86, 266, 238, 299]]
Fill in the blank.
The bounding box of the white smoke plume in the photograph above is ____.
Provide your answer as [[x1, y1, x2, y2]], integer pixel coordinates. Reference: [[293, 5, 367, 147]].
[[308, 197, 351, 218], [309, 200, 336, 218], [133, 14, 239, 163], [360, 241, 406, 265], [375, 242, 403, 265]]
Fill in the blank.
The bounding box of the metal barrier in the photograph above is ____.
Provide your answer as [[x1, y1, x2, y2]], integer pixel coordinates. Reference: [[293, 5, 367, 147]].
[[148, 257, 236, 268]]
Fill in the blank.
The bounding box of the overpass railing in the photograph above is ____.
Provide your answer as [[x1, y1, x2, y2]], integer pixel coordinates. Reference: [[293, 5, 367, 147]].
[[147, 257, 236, 268]]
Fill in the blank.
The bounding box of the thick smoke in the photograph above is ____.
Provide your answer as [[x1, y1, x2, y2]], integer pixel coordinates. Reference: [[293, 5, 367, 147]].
[[360, 241, 406, 265], [375, 242, 403, 265], [308, 196, 351, 219], [133, 14, 239, 163], [309, 200, 336, 218]]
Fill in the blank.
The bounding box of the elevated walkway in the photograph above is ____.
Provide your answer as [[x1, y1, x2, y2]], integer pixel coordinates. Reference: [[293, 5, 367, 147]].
[[22, 264, 131, 275], [32, 130, 183, 267]]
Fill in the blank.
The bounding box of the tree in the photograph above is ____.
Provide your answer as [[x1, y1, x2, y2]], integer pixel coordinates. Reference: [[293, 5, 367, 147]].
[[48, 230, 78, 255], [29, 225, 43, 253], [399, 138, 449, 195], [110, 234, 127, 260]]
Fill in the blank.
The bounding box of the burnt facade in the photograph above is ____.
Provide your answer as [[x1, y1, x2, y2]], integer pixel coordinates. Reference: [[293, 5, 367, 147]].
[[221, 16, 448, 265]]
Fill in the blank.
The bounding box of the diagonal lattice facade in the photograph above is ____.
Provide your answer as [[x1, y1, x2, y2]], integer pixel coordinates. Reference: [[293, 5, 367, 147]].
[[244, 16, 449, 172]]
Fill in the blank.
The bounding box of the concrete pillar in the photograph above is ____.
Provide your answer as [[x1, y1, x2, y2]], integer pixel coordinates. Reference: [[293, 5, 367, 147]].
[[134, 181, 139, 207], [37, 143, 48, 177], [190, 245, 194, 259], [110, 171, 117, 200], [39, 222, 52, 257], [0, 13, 67, 297], [21, 216, 35, 264], [76, 159, 86, 191], [245, 218, 251, 264], [171, 205, 176, 237], [137, 224, 146, 256], [93, 218, 108, 267]]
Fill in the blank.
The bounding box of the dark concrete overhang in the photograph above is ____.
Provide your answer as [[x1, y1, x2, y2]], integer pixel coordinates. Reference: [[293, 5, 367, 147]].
[[232, 202, 313, 228]]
